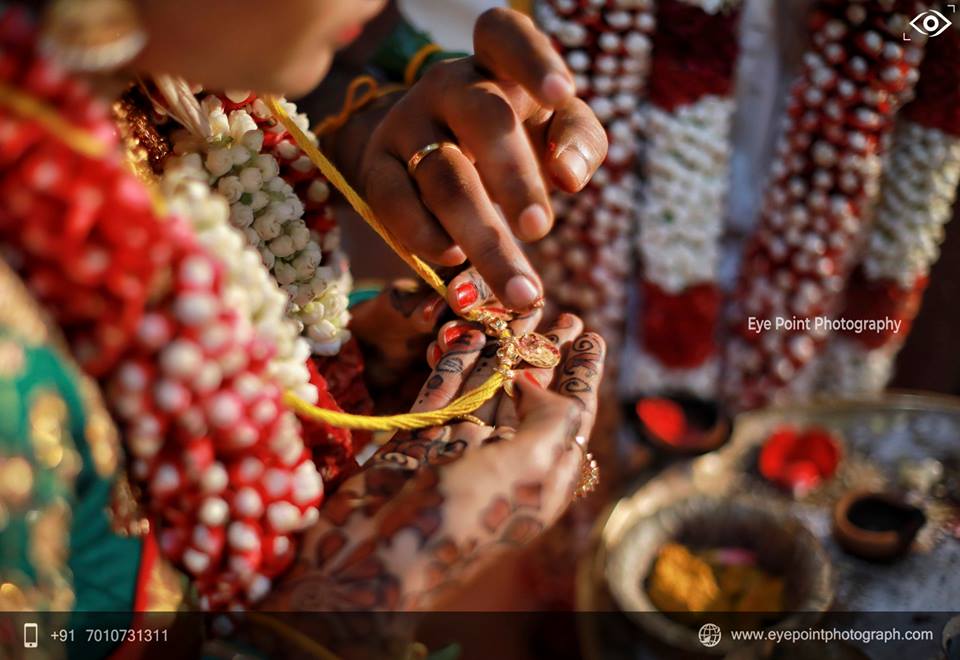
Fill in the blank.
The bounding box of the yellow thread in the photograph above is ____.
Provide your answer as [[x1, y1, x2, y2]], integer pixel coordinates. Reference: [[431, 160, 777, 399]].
[[0, 82, 110, 159], [267, 96, 448, 298], [0, 84, 512, 432], [284, 372, 506, 431], [312, 75, 406, 137], [404, 43, 444, 87], [268, 96, 520, 431]]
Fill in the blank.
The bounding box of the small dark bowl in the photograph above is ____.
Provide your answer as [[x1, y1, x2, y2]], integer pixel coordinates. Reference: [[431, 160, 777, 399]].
[[833, 491, 927, 562], [632, 393, 732, 456]]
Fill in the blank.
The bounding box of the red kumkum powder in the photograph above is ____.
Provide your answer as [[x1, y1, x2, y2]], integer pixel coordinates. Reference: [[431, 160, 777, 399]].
[[636, 398, 687, 446]]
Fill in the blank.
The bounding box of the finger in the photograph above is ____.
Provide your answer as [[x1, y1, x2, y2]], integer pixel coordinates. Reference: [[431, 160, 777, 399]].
[[474, 7, 575, 108], [495, 312, 584, 427], [426, 319, 479, 369], [555, 332, 606, 439], [456, 339, 504, 424], [443, 81, 553, 241], [411, 329, 487, 413], [446, 266, 495, 316], [504, 377, 583, 520], [508, 305, 543, 337], [527, 97, 609, 193], [437, 319, 481, 353], [410, 145, 543, 311], [364, 153, 466, 266], [350, 280, 446, 356]]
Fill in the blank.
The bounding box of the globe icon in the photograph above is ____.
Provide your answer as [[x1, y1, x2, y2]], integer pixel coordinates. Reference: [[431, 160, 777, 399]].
[[698, 623, 722, 648]]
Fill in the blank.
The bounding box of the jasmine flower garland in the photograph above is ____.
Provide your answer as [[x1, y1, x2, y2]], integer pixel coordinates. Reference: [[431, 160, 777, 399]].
[[161, 153, 320, 405], [170, 94, 351, 357]]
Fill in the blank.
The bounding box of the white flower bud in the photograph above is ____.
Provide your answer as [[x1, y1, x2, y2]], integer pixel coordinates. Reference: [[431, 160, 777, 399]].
[[229, 110, 258, 142], [217, 176, 244, 203], [205, 149, 233, 177], [258, 246, 275, 270], [228, 144, 251, 168], [239, 167, 263, 193], [253, 212, 282, 240], [307, 179, 330, 204], [250, 190, 270, 211], [254, 153, 280, 180], [229, 202, 254, 228], [274, 262, 297, 286], [268, 235, 296, 258], [289, 223, 310, 251], [240, 129, 264, 153]]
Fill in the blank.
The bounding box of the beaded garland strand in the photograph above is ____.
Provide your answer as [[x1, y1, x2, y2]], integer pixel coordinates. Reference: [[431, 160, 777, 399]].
[[819, 24, 960, 394], [724, 0, 927, 410], [0, 8, 325, 610], [529, 0, 654, 361], [624, 0, 742, 399]]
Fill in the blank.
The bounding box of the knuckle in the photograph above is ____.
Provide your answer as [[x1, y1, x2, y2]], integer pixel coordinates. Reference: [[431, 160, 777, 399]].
[[464, 88, 517, 130], [418, 157, 474, 210], [471, 229, 511, 272]]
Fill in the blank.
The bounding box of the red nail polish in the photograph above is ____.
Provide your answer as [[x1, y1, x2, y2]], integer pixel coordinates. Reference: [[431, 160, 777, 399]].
[[524, 371, 542, 388], [442, 324, 469, 346], [454, 282, 478, 310], [430, 344, 444, 365]]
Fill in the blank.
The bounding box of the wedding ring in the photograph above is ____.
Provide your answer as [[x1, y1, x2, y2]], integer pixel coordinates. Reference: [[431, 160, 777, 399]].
[[407, 141, 462, 177]]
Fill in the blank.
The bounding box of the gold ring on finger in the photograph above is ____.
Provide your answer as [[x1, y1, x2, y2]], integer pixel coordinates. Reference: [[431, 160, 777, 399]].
[[407, 141, 463, 177]]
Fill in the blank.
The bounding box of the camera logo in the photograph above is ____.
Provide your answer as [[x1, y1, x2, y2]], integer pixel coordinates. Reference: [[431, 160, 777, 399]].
[[699, 623, 722, 648], [908, 8, 953, 38]]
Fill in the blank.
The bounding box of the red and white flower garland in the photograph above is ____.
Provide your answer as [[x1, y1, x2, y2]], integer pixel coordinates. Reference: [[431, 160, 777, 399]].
[[819, 24, 960, 394], [530, 0, 654, 353], [170, 93, 353, 357], [0, 8, 324, 609], [724, 0, 926, 410], [625, 0, 742, 398]]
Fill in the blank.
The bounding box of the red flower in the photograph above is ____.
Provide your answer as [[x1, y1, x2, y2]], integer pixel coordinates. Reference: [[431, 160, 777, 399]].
[[641, 281, 721, 368], [839, 267, 925, 349]]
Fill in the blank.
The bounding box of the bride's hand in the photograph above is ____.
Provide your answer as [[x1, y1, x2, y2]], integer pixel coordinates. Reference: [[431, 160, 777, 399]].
[[264, 312, 605, 611], [332, 8, 607, 313], [348, 279, 446, 389]]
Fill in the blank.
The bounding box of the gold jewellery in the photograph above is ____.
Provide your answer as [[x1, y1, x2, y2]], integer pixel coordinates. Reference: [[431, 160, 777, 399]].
[[40, 0, 147, 73], [573, 435, 600, 499], [407, 141, 464, 177]]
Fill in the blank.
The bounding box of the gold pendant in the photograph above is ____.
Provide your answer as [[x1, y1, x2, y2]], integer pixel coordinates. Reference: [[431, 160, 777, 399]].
[[41, 0, 146, 73], [515, 332, 561, 369]]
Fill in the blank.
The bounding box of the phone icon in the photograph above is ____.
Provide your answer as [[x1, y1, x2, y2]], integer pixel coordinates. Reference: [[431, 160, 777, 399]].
[[23, 623, 38, 649]]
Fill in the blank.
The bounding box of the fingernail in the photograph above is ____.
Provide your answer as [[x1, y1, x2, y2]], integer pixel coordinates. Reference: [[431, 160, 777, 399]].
[[542, 72, 575, 104], [421, 297, 445, 322], [505, 275, 541, 310], [441, 323, 470, 347], [453, 282, 479, 311], [518, 204, 550, 241], [556, 146, 589, 186], [523, 371, 542, 388], [429, 344, 444, 365]]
